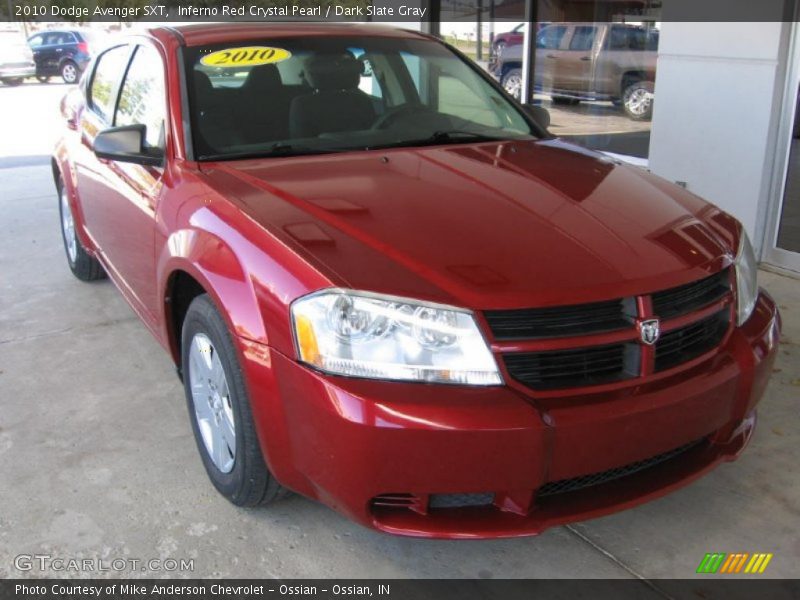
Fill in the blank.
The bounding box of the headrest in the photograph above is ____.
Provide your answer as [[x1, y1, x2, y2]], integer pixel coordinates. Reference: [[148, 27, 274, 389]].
[[304, 54, 361, 91], [241, 64, 283, 94], [194, 70, 215, 98]]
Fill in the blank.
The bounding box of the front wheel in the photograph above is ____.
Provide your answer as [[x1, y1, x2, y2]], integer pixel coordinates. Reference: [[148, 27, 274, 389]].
[[61, 61, 79, 84], [57, 178, 105, 281], [501, 68, 522, 101], [181, 294, 284, 507], [622, 80, 654, 121]]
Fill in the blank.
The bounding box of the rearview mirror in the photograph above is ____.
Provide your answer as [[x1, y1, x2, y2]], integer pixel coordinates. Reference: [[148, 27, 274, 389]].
[[93, 125, 163, 167], [524, 105, 550, 130]]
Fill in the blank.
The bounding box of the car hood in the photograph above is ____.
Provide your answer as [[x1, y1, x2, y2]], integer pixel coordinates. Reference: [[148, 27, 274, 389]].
[[201, 139, 737, 309]]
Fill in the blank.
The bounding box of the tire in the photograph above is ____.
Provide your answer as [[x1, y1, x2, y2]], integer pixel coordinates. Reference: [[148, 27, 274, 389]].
[[0, 78, 23, 86], [622, 80, 654, 121], [36, 75, 50, 84], [181, 294, 284, 507], [501, 67, 522, 101], [61, 61, 79, 84], [57, 178, 105, 281]]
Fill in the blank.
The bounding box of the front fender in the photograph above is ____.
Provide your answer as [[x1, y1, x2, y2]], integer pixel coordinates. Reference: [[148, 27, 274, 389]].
[[158, 225, 267, 364], [52, 144, 96, 253]]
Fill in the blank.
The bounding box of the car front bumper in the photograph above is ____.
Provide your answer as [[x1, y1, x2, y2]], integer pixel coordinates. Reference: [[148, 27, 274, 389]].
[[239, 291, 780, 539]]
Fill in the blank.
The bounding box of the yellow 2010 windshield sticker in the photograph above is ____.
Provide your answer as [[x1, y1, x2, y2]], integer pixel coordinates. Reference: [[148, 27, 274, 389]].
[[200, 46, 291, 68]]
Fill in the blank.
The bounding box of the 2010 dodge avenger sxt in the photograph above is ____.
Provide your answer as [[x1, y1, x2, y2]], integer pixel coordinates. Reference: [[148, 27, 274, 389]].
[[53, 24, 780, 538]]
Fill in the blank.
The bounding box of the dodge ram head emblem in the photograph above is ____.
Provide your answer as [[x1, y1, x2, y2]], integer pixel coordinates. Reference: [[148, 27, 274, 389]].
[[639, 319, 661, 345]]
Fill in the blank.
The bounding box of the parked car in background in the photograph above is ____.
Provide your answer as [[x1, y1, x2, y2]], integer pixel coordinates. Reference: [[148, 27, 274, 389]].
[[28, 29, 99, 84], [491, 23, 524, 54], [492, 22, 659, 120], [0, 29, 36, 86], [491, 23, 551, 56]]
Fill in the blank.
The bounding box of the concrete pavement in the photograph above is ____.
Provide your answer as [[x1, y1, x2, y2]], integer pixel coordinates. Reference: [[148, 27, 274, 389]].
[[0, 81, 798, 581]]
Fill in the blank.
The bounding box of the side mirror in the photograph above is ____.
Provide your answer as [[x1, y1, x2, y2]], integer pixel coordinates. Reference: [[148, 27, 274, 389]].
[[524, 105, 550, 130], [93, 124, 163, 167]]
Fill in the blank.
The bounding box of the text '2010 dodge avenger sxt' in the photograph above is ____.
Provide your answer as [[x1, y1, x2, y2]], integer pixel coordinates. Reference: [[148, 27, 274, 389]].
[[52, 24, 780, 538]]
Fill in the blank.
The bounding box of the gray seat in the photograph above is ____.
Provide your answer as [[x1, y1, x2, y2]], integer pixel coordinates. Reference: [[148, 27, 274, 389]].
[[289, 54, 376, 138], [193, 70, 243, 152], [238, 64, 290, 142]]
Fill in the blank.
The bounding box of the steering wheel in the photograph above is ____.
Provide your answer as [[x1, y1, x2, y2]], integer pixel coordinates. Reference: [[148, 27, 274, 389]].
[[371, 103, 436, 130]]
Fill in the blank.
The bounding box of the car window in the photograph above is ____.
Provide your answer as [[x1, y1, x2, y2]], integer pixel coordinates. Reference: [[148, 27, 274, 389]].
[[607, 26, 659, 52], [28, 34, 44, 48], [115, 45, 166, 150], [89, 45, 130, 122], [186, 36, 536, 160], [569, 26, 597, 52], [44, 33, 66, 46], [536, 26, 567, 50]]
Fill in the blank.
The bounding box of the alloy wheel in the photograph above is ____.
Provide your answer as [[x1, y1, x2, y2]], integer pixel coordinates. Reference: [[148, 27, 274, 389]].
[[60, 187, 77, 264], [188, 333, 236, 473]]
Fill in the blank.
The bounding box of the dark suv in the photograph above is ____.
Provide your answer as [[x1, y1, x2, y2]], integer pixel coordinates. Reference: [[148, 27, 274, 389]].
[[27, 30, 99, 84]]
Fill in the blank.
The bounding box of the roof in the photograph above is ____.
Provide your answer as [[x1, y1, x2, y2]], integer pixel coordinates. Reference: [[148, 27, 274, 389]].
[[155, 23, 429, 47]]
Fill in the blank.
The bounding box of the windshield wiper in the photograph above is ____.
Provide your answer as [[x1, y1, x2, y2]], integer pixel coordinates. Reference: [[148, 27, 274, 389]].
[[368, 130, 507, 150], [198, 143, 341, 161]]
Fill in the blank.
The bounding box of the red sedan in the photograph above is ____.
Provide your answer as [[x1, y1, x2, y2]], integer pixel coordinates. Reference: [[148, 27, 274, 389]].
[[53, 24, 779, 538]]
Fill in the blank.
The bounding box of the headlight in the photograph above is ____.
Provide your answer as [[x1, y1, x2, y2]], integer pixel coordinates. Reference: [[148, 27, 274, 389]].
[[291, 289, 502, 385], [735, 229, 758, 325]]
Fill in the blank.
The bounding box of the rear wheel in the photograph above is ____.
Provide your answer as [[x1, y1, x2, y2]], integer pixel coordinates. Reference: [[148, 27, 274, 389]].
[[57, 178, 105, 281], [181, 294, 284, 507], [61, 61, 79, 84], [501, 68, 522, 101], [622, 80, 654, 121], [36, 75, 50, 84], [0, 78, 23, 86]]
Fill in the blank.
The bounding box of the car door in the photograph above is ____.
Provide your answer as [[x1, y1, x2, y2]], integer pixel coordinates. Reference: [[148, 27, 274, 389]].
[[76, 42, 166, 322], [534, 24, 568, 91], [554, 25, 599, 93], [36, 32, 63, 75], [28, 34, 46, 74]]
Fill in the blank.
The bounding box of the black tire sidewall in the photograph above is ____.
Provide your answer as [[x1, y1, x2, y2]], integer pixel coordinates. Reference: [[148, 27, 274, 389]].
[[181, 295, 269, 505]]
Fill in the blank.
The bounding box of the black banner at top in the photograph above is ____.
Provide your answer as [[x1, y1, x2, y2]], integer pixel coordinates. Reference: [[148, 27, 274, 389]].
[[0, 0, 797, 23]]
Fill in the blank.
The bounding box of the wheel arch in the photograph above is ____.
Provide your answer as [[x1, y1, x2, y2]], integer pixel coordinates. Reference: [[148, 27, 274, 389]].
[[620, 70, 651, 95], [159, 229, 272, 370]]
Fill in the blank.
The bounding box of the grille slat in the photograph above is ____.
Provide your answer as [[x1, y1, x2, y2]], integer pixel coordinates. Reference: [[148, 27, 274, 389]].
[[655, 309, 730, 372], [503, 344, 637, 390], [652, 269, 731, 319], [538, 439, 704, 497], [485, 299, 630, 340]]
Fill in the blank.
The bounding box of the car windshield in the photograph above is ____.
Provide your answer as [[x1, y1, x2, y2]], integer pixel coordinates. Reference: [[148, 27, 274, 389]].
[[184, 35, 537, 160]]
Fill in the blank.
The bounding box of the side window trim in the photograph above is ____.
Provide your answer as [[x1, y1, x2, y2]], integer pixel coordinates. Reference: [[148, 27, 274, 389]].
[[87, 44, 134, 124], [111, 44, 141, 127], [114, 42, 169, 153]]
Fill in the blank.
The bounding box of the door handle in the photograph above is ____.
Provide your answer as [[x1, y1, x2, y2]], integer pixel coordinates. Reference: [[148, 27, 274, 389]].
[[580, 56, 591, 61], [545, 54, 557, 59], [56, 49, 63, 52]]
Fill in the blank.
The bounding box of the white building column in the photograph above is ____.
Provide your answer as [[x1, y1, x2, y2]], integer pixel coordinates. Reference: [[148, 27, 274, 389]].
[[648, 21, 792, 253]]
